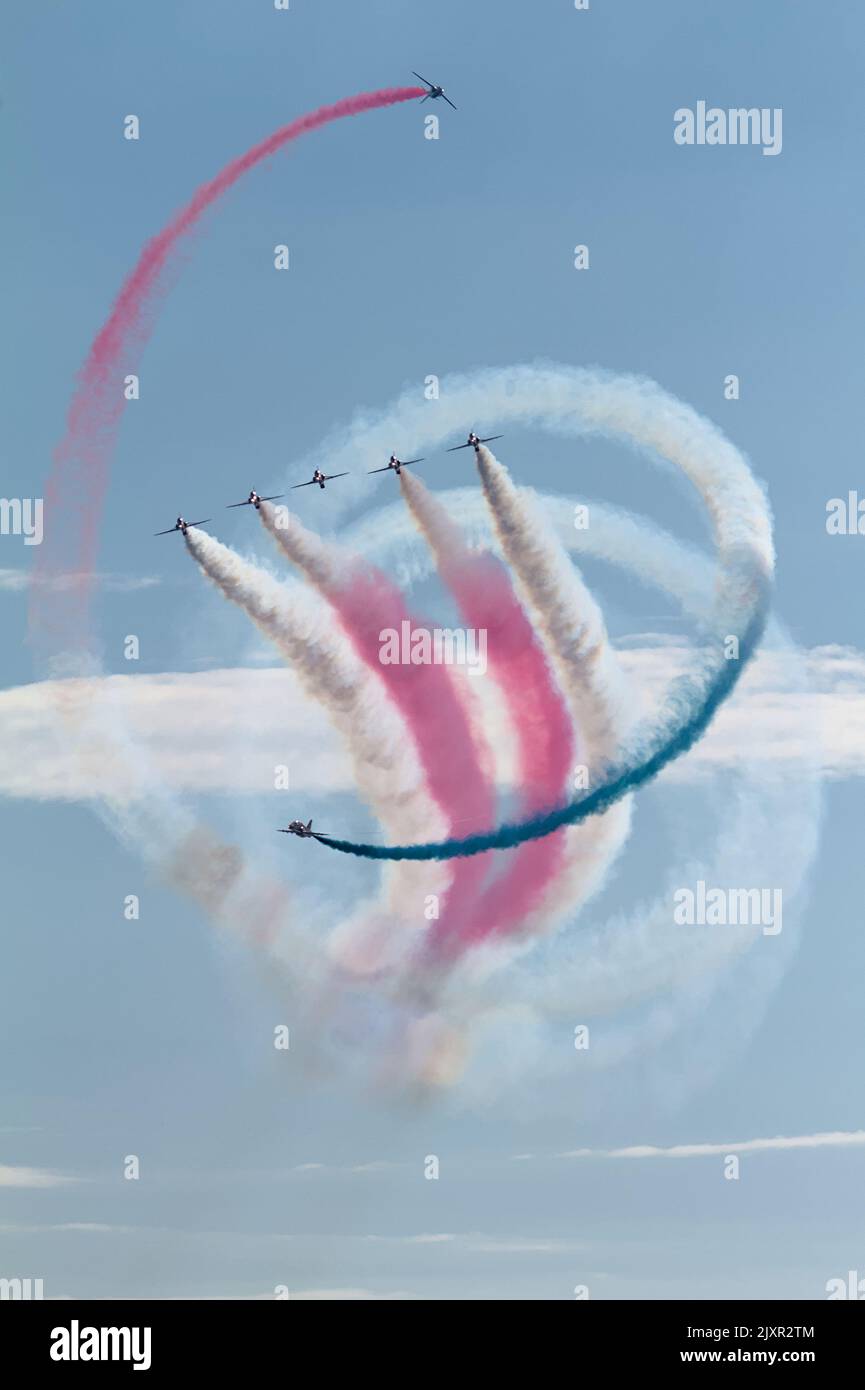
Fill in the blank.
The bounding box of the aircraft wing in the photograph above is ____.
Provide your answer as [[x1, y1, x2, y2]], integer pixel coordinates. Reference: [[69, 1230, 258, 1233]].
[[260, 493, 285, 502], [446, 442, 473, 452], [368, 459, 423, 474], [412, 70, 433, 88], [291, 479, 317, 489], [443, 95, 457, 110], [480, 435, 503, 444], [186, 519, 211, 528], [226, 500, 252, 508], [323, 472, 350, 481], [154, 526, 180, 535]]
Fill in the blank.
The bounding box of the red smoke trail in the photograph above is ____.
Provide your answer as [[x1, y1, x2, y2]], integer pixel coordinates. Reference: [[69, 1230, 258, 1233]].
[[29, 86, 423, 658], [271, 530, 500, 945], [400, 474, 574, 950], [327, 569, 496, 868]]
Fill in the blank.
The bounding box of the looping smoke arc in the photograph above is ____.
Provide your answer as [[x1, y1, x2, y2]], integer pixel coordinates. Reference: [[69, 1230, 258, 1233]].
[[308, 366, 774, 861]]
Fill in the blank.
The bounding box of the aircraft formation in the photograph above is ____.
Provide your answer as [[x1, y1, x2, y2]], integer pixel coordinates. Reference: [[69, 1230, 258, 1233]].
[[153, 430, 502, 534]]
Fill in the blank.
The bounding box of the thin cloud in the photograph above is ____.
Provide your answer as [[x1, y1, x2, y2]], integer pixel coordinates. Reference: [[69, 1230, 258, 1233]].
[[290, 1288, 422, 1300], [0, 1163, 78, 1188], [465, 1238, 582, 1254], [0, 568, 161, 594], [349, 1160, 401, 1174], [366, 1233, 456, 1245], [562, 1129, 865, 1160], [0, 644, 862, 802]]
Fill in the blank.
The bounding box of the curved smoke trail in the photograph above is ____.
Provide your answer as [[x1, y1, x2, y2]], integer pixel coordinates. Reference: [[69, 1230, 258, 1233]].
[[29, 85, 423, 663], [320, 596, 769, 861], [313, 369, 773, 861]]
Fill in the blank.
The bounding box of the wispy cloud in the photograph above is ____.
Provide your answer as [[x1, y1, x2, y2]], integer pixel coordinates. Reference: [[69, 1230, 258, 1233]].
[[0, 568, 160, 594], [0, 1163, 78, 1188], [366, 1232, 585, 1255], [349, 1160, 400, 1174], [561, 1129, 865, 1160], [0, 644, 862, 802], [367, 1233, 456, 1245], [481, 1241, 585, 1255], [290, 1288, 422, 1300], [289, 1159, 406, 1176], [0, 1221, 134, 1234]]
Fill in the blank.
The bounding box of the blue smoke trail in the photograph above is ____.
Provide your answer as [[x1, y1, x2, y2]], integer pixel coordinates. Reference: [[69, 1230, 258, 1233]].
[[315, 578, 770, 862]]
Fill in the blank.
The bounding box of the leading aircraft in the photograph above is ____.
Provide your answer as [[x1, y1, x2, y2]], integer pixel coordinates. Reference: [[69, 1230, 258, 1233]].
[[226, 489, 285, 510], [412, 71, 457, 110], [278, 818, 329, 840], [446, 431, 504, 454], [154, 516, 210, 536], [291, 469, 349, 491], [368, 453, 424, 477]]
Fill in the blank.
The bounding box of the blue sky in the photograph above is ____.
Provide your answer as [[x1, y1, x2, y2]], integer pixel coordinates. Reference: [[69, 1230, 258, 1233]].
[[1, 1, 864, 1299]]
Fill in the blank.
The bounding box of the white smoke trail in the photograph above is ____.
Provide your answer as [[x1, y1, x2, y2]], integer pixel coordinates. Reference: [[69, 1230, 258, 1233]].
[[258, 500, 345, 588], [283, 365, 774, 583], [473, 444, 634, 931], [475, 447, 632, 751], [184, 526, 447, 972], [302, 368, 776, 717]]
